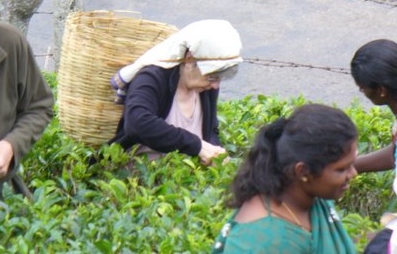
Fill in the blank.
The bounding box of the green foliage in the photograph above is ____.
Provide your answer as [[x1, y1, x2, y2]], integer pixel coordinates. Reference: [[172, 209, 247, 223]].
[[345, 102, 393, 153], [338, 104, 396, 221], [1, 73, 395, 253], [341, 213, 381, 253], [338, 171, 395, 221], [218, 94, 307, 157]]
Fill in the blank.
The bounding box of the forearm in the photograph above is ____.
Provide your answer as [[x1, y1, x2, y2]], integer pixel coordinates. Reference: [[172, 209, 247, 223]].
[[125, 109, 202, 155], [5, 85, 54, 166], [355, 144, 395, 173], [134, 125, 202, 156], [5, 106, 53, 165]]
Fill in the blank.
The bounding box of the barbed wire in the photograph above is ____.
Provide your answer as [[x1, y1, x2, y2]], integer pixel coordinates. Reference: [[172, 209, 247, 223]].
[[34, 54, 351, 75], [364, 0, 397, 7], [35, 11, 53, 14], [244, 58, 351, 75], [35, 53, 53, 57]]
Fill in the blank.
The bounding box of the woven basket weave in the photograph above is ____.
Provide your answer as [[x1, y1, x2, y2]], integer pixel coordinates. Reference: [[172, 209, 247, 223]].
[[57, 11, 178, 146]]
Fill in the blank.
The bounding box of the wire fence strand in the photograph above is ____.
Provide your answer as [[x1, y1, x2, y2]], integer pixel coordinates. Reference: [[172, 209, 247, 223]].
[[244, 58, 350, 75]]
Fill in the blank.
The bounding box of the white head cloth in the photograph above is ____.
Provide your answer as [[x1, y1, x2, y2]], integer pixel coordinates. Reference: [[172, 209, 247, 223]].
[[117, 19, 243, 83]]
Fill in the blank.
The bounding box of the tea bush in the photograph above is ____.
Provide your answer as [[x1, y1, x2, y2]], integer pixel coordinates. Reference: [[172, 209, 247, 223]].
[[0, 72, 395, 253]]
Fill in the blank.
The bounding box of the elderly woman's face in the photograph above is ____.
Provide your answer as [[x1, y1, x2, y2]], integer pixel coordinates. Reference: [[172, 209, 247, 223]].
[[304, 140, 358, 200], [182, 62, 222, 92]]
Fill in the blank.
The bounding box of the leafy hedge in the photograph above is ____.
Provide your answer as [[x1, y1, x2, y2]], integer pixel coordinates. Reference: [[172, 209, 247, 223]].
[[0, 72, 395, 253]]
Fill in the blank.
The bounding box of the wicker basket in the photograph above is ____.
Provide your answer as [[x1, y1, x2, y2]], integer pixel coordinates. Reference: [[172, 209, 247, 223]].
[[57, 11, 178, 146]]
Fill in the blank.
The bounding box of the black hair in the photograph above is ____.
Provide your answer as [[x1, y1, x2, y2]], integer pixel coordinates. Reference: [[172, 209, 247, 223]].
[[228, 103, 357, 208], [351, 39, 397, 96]]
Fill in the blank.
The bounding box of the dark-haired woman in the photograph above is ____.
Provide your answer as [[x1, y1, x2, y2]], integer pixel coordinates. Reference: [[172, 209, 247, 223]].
[[212, 104, 357, 253], [350, 39, 397, 175], [350, 39, 397, 254]]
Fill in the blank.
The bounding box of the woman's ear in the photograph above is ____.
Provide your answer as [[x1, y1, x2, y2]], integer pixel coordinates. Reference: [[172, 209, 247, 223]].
[[183, 51, 197, 70], [294, 162, 310, 183], [379, 86, 388, 98]]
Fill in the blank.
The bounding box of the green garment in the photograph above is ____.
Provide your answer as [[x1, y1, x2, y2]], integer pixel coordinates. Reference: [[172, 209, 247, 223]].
[[0, 22, 54, 168], [212, 198, 356, 254]]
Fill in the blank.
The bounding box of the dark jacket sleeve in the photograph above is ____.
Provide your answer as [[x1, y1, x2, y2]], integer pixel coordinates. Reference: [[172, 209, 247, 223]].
[[3, 27, 54, 166], [122, 66, 202, 156]]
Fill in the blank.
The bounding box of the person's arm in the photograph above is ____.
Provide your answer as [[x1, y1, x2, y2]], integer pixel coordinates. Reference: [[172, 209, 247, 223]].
[[123, 68, 203, 155], [198, 140, 226, 165], [354, 144, 395, 173], [199, 90, 227, 165], [124, 67, 228, 165], [3, 35, 54, 169], [201, 88, 222, 146]]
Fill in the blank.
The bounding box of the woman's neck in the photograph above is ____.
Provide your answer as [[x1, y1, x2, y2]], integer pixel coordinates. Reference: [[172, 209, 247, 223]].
[[275, 191, 313, 231], [279, 187, 314, 213], [176, 84, 197, 101], [175, 85, 199, 119]]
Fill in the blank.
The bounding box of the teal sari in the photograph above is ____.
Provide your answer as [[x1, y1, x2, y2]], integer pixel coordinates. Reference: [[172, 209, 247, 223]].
[[212, 198, 356, 254]]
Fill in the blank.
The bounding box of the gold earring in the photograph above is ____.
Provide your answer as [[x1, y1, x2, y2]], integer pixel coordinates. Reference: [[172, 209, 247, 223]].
[[301, 177, 308, 182]]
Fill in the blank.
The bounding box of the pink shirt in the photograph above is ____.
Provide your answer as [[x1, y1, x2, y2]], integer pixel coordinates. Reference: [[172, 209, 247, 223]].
[[136, 94, 203, 160]]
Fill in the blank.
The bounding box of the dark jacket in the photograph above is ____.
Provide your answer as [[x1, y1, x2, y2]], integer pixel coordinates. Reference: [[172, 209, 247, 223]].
[[109, 65, 221, 156], [364, 228, 392, 254], [0, 22, 54, 168]]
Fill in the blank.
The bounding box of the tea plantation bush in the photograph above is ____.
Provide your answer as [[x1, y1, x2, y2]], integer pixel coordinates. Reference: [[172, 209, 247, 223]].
[[0, 72, 395, 253]]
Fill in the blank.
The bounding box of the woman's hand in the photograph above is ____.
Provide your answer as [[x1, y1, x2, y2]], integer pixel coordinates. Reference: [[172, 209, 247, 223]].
[[199, 140, 227, 165]]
